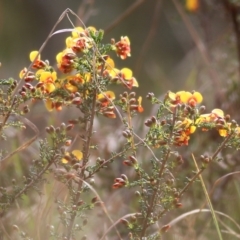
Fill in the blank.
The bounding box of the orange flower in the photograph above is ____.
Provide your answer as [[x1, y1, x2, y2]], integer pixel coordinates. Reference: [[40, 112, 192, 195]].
[[97, 91, 116, 118], [62, 150, 83, 164], [196, 109, 224, 125], [37, 70, 57, 93], [196, 109, 231, 137], [45, 99, 62, 112], [186, 0, 199, 12], [174, 118, 196, 146], [167, 91, 183, 105], [29, 51, 46, 69], [66, 36, 92, 53], [101, 57, 115, 77], [174, 130, 191, 146], [167, 91, 202, 107], [71, 27, 84, 38], [178, 91, 203, 107], [137, 96, 144, 113], [64, 73, 90, 92], [97, 91, 115, 107], [65, 26, 96, 53], [110, 68, 138, 89], [56, 48, 76, 73], [19, 68, 36, 82], [115, 36, 131, 60], [71, 26, 96, 38]]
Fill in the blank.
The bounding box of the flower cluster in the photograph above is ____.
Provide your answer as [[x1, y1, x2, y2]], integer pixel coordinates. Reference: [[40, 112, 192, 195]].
[[145, 90, 202, 147], [145, 90, 240, 148], [113, 36, 131, 60], [19, 26, 143, 116]]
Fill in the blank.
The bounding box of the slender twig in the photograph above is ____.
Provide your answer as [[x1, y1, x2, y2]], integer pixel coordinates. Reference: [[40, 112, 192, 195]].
[[222, 0, 240, 78], [73, 176, 123, 240], [135, 0, 162, 75], [11, 156, 57, 204], [100, 213, 138, 240], [0, 96, 17, 131], [140, 109, 177, 237], [66, 43, 99, 239], [105, 0, 147, 34], [179, 132, 233, 197], [0, 116, 39, 169]]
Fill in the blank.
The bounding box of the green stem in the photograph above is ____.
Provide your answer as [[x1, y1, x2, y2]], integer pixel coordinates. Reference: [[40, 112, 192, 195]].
[[66, 92, 97, 239]]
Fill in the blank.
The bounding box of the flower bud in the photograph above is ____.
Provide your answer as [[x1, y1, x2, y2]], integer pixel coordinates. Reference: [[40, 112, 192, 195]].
[[120, 174, 128, 181], [103, 111, 116, 118], [36, 82, 44, 88], [72, 97, 82, 105], [123, 160, 133, 166], [65, 140, 72, 146], [129, 98, 136, 104], [60, 122, 66, 130], [23, 106, 30, 114], [121, 97, 127, 103], [25, 83, 32, 89], [146, 92, 154, 100], [120, 219, 130, 226], [66, 124, 74, 131], [199, 105, 206, 114], [129, 155, 137, 164], [129, 91, 136, 98], [160, 224, 170, 233], [175, 202, 183, 208]]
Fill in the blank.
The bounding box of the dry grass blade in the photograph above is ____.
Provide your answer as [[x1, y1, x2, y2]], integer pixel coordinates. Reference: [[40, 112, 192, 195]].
[[192, 153, 223, 240], [100, 213, 138, 240], [210, 171, 240, 198], [166, 209, 240, 233], [73, 176, 123, 240]]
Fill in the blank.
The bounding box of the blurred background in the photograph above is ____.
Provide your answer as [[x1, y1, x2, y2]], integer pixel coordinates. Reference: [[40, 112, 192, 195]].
[[1, 0, 240, 239]]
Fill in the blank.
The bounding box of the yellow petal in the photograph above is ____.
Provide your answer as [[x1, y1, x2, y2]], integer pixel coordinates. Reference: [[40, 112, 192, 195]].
[[72, 150, 83, 160], [179, 91, 191, 103], [106, 57, 115, 70], [45, 83, 56, 93], [122, 36, 130, 45], [168, 91, 177, 101], [186, 0, 199, 12], [193, 92, 203, 103], [121, 68, 132, 79], [19, 68, 27, 79], [212, 109, 224, 118], [62, 152, 70, 163], [109, 68, 119, 78], [30, 51, 40, 62], [65, 37, 73, 48], [132, 78, 139, 87], [45, 99, 54, 112], [87, 26, 96, 32], [219, 129, 227, 137], [190, 125, 196, 134], [97, 91, 115, 100], [56, 52, 63, 63], [72, 27, 84, 38]]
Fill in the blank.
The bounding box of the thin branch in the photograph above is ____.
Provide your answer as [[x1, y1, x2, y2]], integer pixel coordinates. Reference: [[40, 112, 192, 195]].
[[105, 0, 147, 34], [0, 116, 39, 170], [135, 0, 163, 75]]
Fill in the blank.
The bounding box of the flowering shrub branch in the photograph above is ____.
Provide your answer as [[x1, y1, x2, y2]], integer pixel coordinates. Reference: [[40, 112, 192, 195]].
[[0, 8, 240, 240]]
